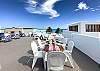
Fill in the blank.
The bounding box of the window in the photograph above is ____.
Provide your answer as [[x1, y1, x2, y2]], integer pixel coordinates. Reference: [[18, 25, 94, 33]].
[[69, 25, 78, 32], [86, 24, 100, 32]]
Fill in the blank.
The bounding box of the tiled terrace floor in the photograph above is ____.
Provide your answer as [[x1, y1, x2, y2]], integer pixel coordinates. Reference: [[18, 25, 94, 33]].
[[0, 37, 100, 71]]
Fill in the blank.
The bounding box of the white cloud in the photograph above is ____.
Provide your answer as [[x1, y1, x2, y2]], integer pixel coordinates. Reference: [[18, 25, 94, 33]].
[[25, 0, 61, 19], [91, 10, 95, 12], [74, 9, 79, 11], [74, 2, 100, 12], [75, 2, 89, 11], [78, 2, 89, 10], [98, 6, 100, 7], [90, 8, 94, 10], [90, 7, 100, 12], [91, 9, 100, 12], [95, 9, 100, 10]]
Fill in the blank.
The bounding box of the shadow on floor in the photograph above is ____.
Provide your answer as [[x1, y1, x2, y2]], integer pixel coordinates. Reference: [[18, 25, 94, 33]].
[[33, 58, 45, 71], [18, 56, 33, 68], [18, 56, 45, 71], [18, 47, 100, 71], [27, 50, 33, 55], [72, 47, 100, 71]]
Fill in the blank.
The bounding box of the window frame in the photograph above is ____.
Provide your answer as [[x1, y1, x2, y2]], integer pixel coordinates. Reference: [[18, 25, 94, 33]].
[[85, 24, 100, 32], [69, 25, 78, 32]]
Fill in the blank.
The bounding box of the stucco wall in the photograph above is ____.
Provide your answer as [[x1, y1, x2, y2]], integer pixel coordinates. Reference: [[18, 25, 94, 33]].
[[23, 29, 33, 33], [72, 33, 100, 64], [62, 29, 100, 64], [5, 28, 22, 34], [0, 29, 4, 33]]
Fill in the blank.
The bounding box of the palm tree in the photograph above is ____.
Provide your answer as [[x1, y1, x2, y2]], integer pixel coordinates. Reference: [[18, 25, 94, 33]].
[[46, 27, 52, 34]]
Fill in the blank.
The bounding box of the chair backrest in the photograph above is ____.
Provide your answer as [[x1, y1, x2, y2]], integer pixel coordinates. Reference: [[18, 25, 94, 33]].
[[37, 38, 41, 44], [55, 37, 67, 44], [44, 33, 49, 38], [31, 41, 38, 52], [47, 51, 66, 68], [37, 38, 42, 46], [67, 40, 74, 53], [64, 38, 68, 43], [59, 34, 64, 38], [37, 38, 45, 49]]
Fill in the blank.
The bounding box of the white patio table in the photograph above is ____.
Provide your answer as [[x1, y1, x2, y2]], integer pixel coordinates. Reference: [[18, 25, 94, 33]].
[[31, 44, 67, 70], [31, 37, 69, 69]]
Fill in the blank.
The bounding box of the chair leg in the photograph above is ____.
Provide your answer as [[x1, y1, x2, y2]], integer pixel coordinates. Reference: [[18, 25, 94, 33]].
[[67, 55, 74, 68], [32, 57, 38, 69], [46, 62, 49, 71], [47, 66, 49, 71], [47, 68, 49, 71], [44, 61, 46, 70]]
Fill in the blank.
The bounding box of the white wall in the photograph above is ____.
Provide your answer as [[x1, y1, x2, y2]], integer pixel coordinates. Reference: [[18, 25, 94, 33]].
[[79, 23, 86, 34], [65, 22, 100, 64], [62, 30, 72, 38], [72, 33, 100, 64], [84, 32, 100, 37], [70, 22, 100, 37]]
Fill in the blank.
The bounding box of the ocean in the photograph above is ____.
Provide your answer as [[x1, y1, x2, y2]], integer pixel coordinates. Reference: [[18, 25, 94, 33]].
[[37, 29, 67, 33]]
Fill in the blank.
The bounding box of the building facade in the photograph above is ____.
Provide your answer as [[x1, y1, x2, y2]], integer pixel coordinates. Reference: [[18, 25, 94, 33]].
[[4, 27, 33, 35]]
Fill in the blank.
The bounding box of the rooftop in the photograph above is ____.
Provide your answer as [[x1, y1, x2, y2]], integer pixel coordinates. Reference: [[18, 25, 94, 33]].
[[0, 37, 100, 71], [70, 21, 100, 26]]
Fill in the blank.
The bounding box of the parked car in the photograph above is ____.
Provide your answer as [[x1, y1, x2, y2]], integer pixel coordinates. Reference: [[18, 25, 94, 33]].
[[15, 34, 20, 39], [0, 33, 4, 42], [0, 33, 12, 42], [11, 34, 20, 39], [2, 35, 12, 42]]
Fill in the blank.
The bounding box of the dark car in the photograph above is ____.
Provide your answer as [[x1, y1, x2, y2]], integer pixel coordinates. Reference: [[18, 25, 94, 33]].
[[2, 35, 12, 42], [0, 33, 12, 42], [0, 33, 4, 42]]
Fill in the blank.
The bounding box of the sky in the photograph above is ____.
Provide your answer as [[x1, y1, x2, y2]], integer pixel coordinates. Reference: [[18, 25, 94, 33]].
[[0, 0, 100, 29]]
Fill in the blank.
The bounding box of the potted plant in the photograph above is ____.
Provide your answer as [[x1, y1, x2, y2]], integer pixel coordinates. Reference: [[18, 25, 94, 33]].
[[55, 27, 62, 34], [46, 27, 52, 34]]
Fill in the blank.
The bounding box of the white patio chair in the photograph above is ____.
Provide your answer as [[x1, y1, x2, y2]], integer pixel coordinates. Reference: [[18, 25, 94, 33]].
[[31, 41, 38, 52], [44, 33, 49, 38], [37, 38, 45, 50], [65, 40, 74, 54], [31, 41, 43, 69], [64, 40, 74, 68], [58, 34, 64, 38], [56, 37, 67, 44], [47, 51, 66, 71], [55, 37, 66, 49]]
